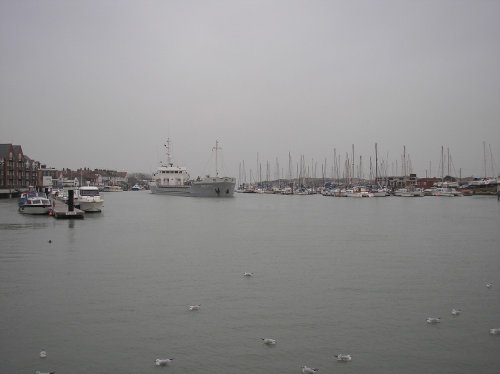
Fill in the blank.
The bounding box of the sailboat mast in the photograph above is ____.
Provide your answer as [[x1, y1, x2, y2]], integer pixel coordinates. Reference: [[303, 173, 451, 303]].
[[375, 142, 378, 185], [489, 143, 496, 178], [403, 145, 406, 177], [441, 145, 444, 182], [351, 144, 355, 186], [446, 148, 451, 175], [483, 140, 487, 178]]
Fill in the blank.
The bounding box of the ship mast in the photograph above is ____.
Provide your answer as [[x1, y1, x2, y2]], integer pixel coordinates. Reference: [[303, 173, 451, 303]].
[[213, 140, 221, 177], [164, 138, 172, 166]]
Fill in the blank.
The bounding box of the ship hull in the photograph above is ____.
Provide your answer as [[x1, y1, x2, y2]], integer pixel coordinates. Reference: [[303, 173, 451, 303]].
[[149, 184, 191, 196], [189, 177, 236, 197], [78, 200, 104, 212], [149, 177, 235, 197]]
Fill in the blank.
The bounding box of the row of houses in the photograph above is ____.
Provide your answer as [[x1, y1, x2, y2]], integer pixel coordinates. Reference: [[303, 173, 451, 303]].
[[0, 143, 128, 197]]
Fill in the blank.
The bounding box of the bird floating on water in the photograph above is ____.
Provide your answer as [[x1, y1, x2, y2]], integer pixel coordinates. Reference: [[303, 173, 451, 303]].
[[451, 308, 462, 316], [243, 272, 254, 277], [188, 305, 201, 311], [35, 371, 54, 374], [335, 354, 352, 362], [301, 365, 319, 373], [39, 350, 47, 358], [261, 338, 276, 345], [426, 317, 441, 324], [486, 283, 492, 288], [490, 328, 500, 335], [155, 358, 174, 366]]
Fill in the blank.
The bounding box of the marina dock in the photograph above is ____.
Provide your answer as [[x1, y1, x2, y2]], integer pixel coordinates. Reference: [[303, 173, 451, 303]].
[[51, 198, 84, 219]]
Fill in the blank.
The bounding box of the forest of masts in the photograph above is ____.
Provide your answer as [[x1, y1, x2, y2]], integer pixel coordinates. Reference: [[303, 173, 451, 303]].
[[237, 142, 498, 189]]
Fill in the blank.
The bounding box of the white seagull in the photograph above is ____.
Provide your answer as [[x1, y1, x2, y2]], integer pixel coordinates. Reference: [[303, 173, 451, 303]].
[[490, 328, 500, 335], [335, 354, 352, 362], [243, 272, 254, 277], [451, 308, 462, 316], [301, 365, 319, 373], [39, 350, 47, 358], [188, 305, 201, 311], [261, 338, 277, 345], [486, 283, 492, 288], [426, 317, 441, 324], [155, 358, 174, 366]]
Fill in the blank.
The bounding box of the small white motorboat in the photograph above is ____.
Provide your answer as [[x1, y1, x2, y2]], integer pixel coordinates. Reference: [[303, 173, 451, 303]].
[[77, 185, 104, 212]]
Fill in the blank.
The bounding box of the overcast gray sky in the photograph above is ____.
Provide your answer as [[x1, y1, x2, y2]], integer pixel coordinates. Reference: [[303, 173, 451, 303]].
[[1, 0, 499, 179]]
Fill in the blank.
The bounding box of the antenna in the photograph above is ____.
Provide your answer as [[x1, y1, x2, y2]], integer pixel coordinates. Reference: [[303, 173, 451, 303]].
[[164, 138, 172, 166], [213, 140, 221, 177]]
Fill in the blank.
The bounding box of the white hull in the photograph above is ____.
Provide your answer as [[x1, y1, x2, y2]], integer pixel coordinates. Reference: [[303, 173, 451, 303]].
[[394, 188, 424, 197], [78, 200, 104, 212], [346, 192, 374, 198], [18, 205, 51, 215], [77, 186, 104, 212], [432, 188, 459, 197], [399, 192, 415, 197]]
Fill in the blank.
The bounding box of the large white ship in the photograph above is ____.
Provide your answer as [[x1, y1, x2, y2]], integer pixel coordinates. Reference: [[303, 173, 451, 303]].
[[149, 139, 235, 197]]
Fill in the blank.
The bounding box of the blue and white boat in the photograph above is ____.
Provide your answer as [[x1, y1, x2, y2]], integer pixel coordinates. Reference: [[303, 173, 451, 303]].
[[18, 191, 52, 215]]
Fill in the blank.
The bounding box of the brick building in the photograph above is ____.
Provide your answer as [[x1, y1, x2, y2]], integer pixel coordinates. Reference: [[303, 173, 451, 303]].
[[0, 144, 41, 195]]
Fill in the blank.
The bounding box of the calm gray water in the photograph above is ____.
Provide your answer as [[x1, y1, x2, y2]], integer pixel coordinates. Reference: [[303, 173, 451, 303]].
[[1, 192, 499, 373]]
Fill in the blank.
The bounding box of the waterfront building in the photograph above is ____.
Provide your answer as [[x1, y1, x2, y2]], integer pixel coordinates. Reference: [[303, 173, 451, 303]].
[[0, 144, 41, 197]]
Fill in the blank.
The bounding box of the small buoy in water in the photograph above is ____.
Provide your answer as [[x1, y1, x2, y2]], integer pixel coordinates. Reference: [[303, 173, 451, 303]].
[[188, 305, 201, 311], [301, 365, 319, 373], [426, 317, 441, 324], [155, 358, 173, 366], [39, 350, 47, 358], [451, 308, 462, 316], [261, 338, 276, 345], [48, 240, 52, 244], [335, 354, 352, 362]]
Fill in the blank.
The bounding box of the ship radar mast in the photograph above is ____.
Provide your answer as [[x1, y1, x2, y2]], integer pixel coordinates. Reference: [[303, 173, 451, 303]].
[[163, 138, 173, 167], [213, 140, 221, 177]]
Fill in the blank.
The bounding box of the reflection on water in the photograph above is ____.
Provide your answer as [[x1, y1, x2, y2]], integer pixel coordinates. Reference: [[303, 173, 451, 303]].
[[0, 193, 499, 374], [0, 222, 48, 230]]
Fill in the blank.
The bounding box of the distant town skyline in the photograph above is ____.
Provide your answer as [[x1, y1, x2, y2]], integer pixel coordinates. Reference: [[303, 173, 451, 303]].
[[1, 0, 499, 178]]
